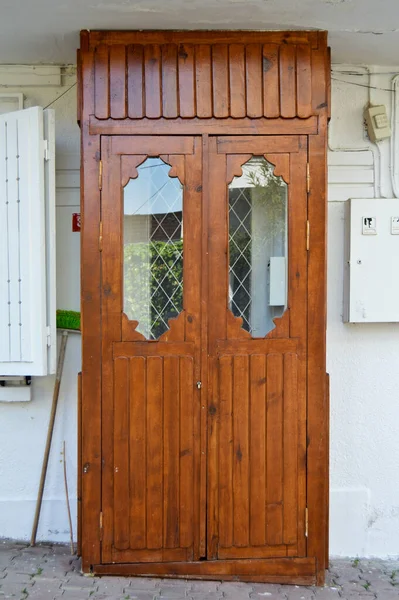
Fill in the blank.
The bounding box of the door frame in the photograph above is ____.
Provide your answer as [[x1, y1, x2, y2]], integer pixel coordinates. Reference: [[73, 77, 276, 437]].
[[78, 30, 329, 585]]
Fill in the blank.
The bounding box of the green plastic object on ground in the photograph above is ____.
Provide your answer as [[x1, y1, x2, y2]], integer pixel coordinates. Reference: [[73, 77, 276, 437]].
[[56, 310, 81, 331]]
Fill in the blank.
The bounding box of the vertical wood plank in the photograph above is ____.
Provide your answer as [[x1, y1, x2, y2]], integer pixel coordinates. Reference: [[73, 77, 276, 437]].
[[245, 44, 263, 117], [113, 357, 130, 550], [109, 45, 127, 119], [183, 141, 203, 558], [207, 139, 227, 347], [288, 142, 308, 557], [279, 44, 297, 118], [296, 45, 312, 118], [80, 49, 102, 569], [308, 122, 328, 584], [262, 44, 280, 118], [266, 353, 284, 546], [144, 44, 162, 118], [229, 44, 246, 118], [212, 44, 229, 118], [163, 356, 180, 548], [77, 372, 82, 557], [161, 44, 178, 119], [127, 45, 144, 118], [283, 353, 298, 545], [218, 355, 233, 549], [129, 356, 147, 549], [179, 356, 194, 549], [178, 43, 195, 118], [233, 354, 250, 547], [94, 45, 109, 118], [195, 45, 212, 118], [146, 356, 163, 549], [249, 354, 267, 547]]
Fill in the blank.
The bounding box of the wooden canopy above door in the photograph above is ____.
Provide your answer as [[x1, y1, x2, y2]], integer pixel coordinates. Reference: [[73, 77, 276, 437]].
[[78, 30, 330, 124], [78, 29, 330, 586]]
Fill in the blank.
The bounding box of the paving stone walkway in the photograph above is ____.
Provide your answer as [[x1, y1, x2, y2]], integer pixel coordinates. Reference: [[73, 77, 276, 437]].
[[1, 541, 399, 600]]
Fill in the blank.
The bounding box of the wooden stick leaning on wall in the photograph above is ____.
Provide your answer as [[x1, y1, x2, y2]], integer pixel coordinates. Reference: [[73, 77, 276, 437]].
[[30, 331, 69, 546]]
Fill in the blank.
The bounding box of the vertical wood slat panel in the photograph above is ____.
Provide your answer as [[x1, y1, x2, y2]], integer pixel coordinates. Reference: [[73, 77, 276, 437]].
[[233, 355, 250, 547], [266, 353, 284, 546], [109, 45, 127, 119], [249, 354, 267, 547], [283, 353, 299, 545], [163, 356, 180, 549], [129, 356, 146, 550], [0, 120, 9, 360], [6, 122, 21, 362], [127, 45, 144, 118], [262, 44, 280, 118], [296, 45, 312, 118], [218, 355, 233, 548], [279, 44, 297, 118], [229, 44, 246, 118], [144, 44, 162, 119], [212, 44, 229, 118], [195, 45, 212, 118], [161, 44, 178, 119], [146, 356, 163, 549], [246, 44, 263, 117], [178, 44, 195, 118], [179, 356, 194, 549], [113, 357, 130, 550], [94, 45, 109, 118]]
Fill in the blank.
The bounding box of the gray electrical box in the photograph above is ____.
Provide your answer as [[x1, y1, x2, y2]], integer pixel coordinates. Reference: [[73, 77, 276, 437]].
[[344, 198, 399, 323]]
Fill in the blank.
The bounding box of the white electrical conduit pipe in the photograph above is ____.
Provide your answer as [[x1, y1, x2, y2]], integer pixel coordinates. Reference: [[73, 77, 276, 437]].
[[391, 75, 399, 198]]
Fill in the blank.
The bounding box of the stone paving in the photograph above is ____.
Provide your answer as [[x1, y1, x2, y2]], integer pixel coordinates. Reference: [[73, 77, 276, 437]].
[[1, 541, 399, 600]]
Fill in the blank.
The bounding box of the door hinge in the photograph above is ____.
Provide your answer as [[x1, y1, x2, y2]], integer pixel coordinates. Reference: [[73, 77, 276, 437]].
[[46, 326, 51, 347], [99, 221, 103, 252], [306, 220, 310, 251], [306, 162, 310, 193], [305, 507, 309, 537], [98, 159, 103, 190], [99, 511, 103, 540]]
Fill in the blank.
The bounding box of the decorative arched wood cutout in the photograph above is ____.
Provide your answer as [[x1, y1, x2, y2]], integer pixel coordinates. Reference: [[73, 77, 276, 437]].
[[122, 312, 146, 341], [226, 154, 252, 185], [122, 154, 186, 342], [160, 154, 185, 185], [121, 155, 147, 186], [265, 309, 290, 339], [264, 153, 290, 184], [226, 152, 290, 339], [226, 309, 251, 339], [158, 311, 186, 342]]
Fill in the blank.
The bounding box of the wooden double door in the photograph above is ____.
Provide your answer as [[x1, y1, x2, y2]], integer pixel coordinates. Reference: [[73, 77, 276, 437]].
[[99, 132, 311, 577]]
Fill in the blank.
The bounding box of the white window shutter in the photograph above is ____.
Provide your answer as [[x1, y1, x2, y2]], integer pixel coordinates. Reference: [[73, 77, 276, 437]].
[[0, 106, 56, 376]]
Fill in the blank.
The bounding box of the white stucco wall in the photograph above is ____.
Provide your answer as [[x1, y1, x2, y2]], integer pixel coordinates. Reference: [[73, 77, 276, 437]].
[[0, 63, 398, 558]]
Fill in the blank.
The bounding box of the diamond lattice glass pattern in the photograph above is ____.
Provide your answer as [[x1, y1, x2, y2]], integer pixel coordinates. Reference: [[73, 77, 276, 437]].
[[123, 157, 183, 340], [228, 156, 288, 337]]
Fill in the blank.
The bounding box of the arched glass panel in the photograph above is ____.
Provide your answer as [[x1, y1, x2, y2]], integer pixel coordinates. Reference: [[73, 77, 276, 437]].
[[123, 157, 183, 339], [228, 156, 288, 337]]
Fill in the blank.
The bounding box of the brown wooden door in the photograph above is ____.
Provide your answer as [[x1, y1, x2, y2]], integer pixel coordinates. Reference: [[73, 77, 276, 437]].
[[206, 135, 308, 560], [100, 132, 308, 566], [100, 135, 203, 563]]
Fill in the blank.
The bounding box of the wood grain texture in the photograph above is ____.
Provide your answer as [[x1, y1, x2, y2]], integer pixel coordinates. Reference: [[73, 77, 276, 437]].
[[79, 29, 329, 583], [87, 32, 330, 120]]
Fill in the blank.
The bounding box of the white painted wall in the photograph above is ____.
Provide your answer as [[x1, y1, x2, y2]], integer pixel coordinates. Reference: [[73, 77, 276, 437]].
[[0, 63, 399, 558], [0, 68, 81, 543]]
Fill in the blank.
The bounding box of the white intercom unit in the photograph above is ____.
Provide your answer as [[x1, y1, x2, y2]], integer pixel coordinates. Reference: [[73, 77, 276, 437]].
[[344, 198, 399, 323]]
